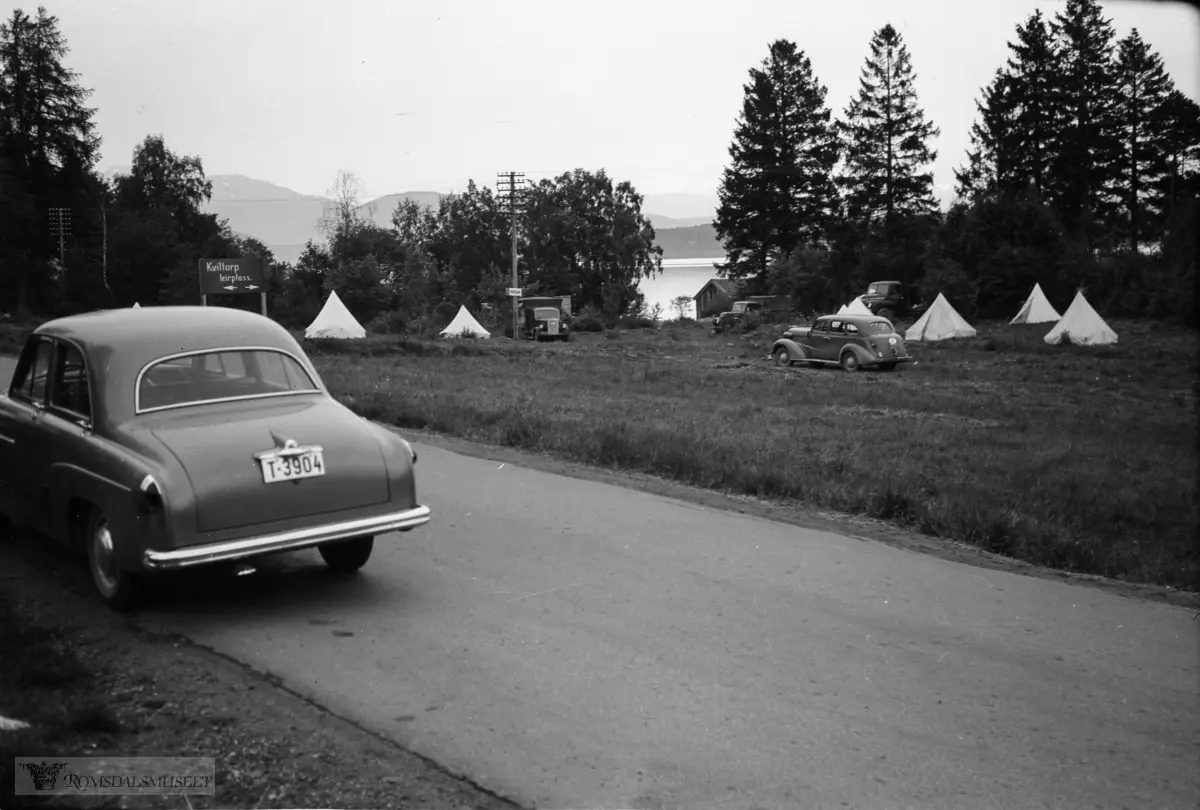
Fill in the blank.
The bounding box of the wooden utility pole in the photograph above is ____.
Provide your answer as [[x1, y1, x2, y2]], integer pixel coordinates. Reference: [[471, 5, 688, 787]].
[[48, 207, 70, 291], [497, 171, 526, 339]]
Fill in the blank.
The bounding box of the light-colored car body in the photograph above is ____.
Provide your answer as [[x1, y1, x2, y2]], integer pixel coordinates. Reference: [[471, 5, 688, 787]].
[[770, 313, 910, 371], [0, 306, 430, 609]]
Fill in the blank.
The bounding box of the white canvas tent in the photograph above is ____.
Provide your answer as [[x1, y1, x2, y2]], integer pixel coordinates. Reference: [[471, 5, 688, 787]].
[[905, 292, 977, 342], [1043, 290, 1117, 345], [305, 290, 366, 339], [439, 305, 490, 339], [131, 302, 141, 309], [836, 296, 872, 316], [1009, 283, 1059, 325]]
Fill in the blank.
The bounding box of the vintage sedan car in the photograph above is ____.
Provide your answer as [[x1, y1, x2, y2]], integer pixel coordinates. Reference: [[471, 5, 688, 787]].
[[770, 313, 910, 371], [0, 306, 431, 610]]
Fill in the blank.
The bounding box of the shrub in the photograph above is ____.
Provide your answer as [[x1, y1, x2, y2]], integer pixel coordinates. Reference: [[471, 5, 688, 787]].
[[618, 314, 656, 329], [573, 304, 606, 332]]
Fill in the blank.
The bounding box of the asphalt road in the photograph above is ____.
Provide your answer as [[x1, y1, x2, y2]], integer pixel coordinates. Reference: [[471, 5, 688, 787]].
[[2, 355, 1198, 809]]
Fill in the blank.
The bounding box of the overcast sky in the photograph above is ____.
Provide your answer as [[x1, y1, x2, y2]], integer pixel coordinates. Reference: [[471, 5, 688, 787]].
[[52, 0, 1199, 208]]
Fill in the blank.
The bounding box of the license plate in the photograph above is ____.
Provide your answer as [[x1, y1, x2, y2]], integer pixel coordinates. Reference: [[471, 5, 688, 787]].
[[260, 450, 325, 483]]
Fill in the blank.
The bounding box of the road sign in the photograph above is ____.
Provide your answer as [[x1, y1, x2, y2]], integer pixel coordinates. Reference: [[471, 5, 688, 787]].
[[507, 288, 522, 297], [198, 257, 265, 296]]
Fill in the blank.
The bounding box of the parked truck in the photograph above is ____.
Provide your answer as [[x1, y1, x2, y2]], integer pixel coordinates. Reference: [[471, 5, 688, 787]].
[[709, 300, 762, 335], [517, 295, 572, 341], [860, 280, 925, 320]]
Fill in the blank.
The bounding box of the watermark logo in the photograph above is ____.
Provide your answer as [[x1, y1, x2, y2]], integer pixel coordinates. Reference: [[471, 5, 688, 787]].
[[14, 757, 216, 796], [19, 761, 67, 791]]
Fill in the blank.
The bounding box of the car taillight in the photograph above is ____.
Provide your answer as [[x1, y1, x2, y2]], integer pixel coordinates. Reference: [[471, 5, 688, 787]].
[[139, 474, 163, 511]]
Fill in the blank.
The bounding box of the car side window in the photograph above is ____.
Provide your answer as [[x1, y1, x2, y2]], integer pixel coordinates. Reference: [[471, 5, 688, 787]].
[[829, 320, 844, 334], [10, 337, 53, 405], [845, 322, 859, 334], [252, 351, 315, 391], [811, 320, 827, 334], [49, 341, 91, 420]]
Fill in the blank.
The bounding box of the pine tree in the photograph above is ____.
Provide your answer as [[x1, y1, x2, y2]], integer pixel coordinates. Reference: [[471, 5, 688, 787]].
[[838, 24, 940, 229], [1152, 89, 1200, 235], [715, 39, 840, 282], [1110, 29, 1176, 254], [1004, 10, 1062, 203], [0, 6, 100, 307], [1049, 0, 1120, 249], [954, 69, 1015, 200]]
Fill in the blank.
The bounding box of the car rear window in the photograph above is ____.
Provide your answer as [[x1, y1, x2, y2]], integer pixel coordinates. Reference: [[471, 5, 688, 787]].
[[137, 349, 319, 412], [868, 321, 893, 334]]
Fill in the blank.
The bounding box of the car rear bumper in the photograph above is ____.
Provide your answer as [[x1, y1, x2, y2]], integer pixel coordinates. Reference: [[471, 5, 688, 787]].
[[141, 504, 432, 570]]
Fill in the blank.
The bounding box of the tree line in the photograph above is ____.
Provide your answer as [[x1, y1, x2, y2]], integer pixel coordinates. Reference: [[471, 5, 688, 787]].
[[2, 2, 1195, 331], [716, 0, 1198, 323]]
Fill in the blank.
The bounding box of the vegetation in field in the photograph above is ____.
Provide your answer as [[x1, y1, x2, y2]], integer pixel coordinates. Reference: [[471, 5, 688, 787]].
[[303, 319, 1199, 592], [0, 595, 121, 809]]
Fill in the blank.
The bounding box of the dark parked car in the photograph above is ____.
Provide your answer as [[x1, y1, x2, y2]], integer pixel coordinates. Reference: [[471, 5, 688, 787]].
[[0, 306, 431, 610], [770, 313, 910, 371]]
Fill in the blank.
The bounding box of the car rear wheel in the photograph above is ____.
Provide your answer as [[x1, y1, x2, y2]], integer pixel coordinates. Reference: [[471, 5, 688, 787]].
[[773, 347, 792, 367], [841, 352, 861, 372], [319, 536, 374, 574], [878, 307, 894, 320], [87, 509, 143, 612]]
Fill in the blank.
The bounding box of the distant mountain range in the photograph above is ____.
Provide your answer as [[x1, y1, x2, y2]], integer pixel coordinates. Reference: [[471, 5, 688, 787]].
[[101, 169, 721, 265]]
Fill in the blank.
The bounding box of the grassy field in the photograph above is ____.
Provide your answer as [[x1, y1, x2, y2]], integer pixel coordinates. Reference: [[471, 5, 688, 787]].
[[0, 314, 1195, 591], [299, 317, 1199, 592]]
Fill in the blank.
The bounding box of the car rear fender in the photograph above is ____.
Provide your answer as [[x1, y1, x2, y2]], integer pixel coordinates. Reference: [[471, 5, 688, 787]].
[[45, 439, 178, 567], [363, 421, 420, 509], [46, 464, 168, 567], [840, 343, 875, 364], [772, 339, 806, 360]]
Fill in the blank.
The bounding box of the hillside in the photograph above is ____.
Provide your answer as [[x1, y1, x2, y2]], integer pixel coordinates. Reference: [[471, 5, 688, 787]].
[[653, 224, 722, 259], [100, 172, 721, 266]]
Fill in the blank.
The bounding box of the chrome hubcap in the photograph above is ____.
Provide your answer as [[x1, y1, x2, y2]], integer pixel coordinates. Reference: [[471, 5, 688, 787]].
[[92, 521, 119, 595]]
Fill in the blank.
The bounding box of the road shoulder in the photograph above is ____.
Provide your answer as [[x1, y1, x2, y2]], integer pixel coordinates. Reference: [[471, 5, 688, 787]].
[[0, 537, 526, 810]]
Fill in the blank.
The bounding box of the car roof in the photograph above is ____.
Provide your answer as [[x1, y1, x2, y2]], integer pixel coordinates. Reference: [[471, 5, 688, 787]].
[[36, 306, 296, 357], [32, 307, 315, 424], [818, 313, 889, 324]]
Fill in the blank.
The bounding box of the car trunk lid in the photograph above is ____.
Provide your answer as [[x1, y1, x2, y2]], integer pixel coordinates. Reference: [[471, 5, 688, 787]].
[[149, 398, 390, 533]]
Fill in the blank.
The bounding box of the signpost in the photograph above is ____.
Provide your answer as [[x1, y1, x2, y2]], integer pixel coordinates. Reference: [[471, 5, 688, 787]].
[[197, 257, 267, 315], [507, 288, 522, 297]]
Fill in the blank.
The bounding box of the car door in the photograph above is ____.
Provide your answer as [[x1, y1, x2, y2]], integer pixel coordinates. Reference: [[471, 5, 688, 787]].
[[825, 319, 846, 360], [38, 338, 96, 540], [803, 319, 829, 359], [0, 336, 54, 525]]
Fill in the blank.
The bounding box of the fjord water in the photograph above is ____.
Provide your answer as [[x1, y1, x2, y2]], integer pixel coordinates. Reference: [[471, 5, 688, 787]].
[[639, 258, 722, 318]]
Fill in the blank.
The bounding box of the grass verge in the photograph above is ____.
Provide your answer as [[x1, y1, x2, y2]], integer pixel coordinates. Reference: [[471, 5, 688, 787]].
[[302, 317, 1200, 592]]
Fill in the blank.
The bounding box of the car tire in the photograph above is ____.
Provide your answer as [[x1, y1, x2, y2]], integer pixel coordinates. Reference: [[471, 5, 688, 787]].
[[841, 352, 861, 372], [319, 536, 374, 574], [878, 307, 894, 320], [773, 347, 792, 367], [87, 508, 143, 612]]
